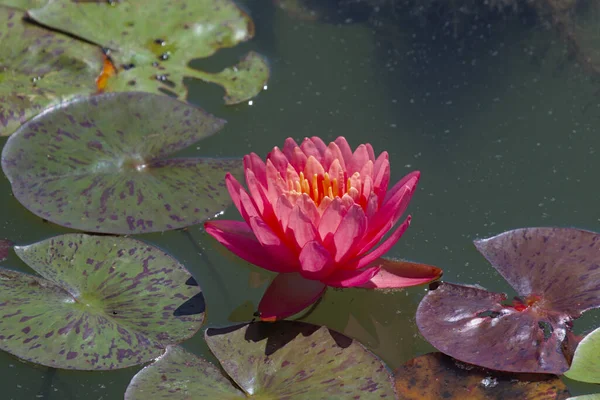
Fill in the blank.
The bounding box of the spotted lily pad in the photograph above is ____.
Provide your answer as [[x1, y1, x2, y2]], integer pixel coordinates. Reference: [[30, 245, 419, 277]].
[[0, 233, 204, 370], [28, 0, 270, 104], [205, 322, 396, 399], [0, 1, 46, 11], [126, 321, 396, 399], [124, 345, 245, 399], [565, 327, 600, 383], [416, 227, 600, 374], [394, 352, 571, 399], [0, 6, 103, 136], [2, 91, 242, 234]]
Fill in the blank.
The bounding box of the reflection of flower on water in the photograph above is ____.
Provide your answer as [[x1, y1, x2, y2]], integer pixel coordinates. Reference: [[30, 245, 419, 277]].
[[206, 135, 441, 320]]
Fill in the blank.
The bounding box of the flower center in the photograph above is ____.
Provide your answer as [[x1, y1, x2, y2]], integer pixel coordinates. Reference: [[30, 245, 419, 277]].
[[288, 171, 360, 206]]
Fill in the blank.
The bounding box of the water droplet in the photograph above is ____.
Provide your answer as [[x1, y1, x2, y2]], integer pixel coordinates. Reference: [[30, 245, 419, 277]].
[[159, 52, 170, 61], [480, 377, 498, 388], [154, 38, 166, 46]]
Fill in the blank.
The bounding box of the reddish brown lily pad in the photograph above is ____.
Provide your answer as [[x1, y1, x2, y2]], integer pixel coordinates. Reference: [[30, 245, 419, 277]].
[[416, 227, 600, 374], [394, 352, 571, 399]]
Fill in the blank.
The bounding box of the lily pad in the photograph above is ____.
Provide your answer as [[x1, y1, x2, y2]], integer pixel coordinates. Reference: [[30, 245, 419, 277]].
[[2, 91, 243, 234], [127, 322, 396, 399], [0, 233, 204, 370], [0, 6, 103, 136], [565, 327, 600, 383], [0, 1, 46, 11], [28, 0, 269, 104], [205, 321, 396, 399], [416, 227, 600, 374], [394, 352, 571, 400], [124, 345, 246, 399]]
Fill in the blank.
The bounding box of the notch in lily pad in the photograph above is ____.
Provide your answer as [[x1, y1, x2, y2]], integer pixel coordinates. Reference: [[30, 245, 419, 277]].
[[2, 91, 243, 234], [125, 321, 396, 399], [0, 233, 204, 370], [416, 227, 600, 374], [26, 0, 270, 104], [394, 352, 571, 399]]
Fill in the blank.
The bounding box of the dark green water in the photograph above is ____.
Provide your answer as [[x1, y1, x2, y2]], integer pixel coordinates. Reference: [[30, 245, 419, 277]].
[[1, 1, 599, 398]]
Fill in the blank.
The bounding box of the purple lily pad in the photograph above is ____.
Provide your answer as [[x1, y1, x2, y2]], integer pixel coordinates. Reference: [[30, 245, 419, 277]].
[[1, 92, 242, 234], [204, 321, 396, 399], [416, 227, 600, 374], [0, 233, 204, 370]]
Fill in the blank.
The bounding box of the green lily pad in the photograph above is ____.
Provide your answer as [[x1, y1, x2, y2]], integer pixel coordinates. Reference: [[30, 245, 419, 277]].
[[0, 1, 46, 11], [126, 322, 395, 399], [124, 345, 246, 399], [0, 6, 103, 136], [205, 321, 396, 399], [394, 352, 571, 399], [565, 327, 600, 384], [0, 233, 204, 370], [28, 0, 269, 104], [2, 91, 242, 234]]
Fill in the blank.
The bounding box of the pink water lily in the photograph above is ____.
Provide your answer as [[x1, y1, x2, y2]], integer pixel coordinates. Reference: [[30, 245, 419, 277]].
[[205, 136, 442, 320]]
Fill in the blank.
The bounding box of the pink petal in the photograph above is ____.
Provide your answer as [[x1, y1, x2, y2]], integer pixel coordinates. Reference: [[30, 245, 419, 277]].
[[333, 204, 367, 263], [266, 146, 289, 178], [205, 220, 296, 273], [248, 216, 300, 269], [300, 138, 321, 161], [350, 144, 370, 175], [359, 258, 443, 289], [258, 273, 327, 320], [225, 173, 244, 218], [296, 194, 320, 227], [318, 197, 343, 243], [304, 156, 325, 182], [287, 204, 318, 251], [309, 136, 328, 157], [282, 137, 300, 160], [383, 171, 420, 204], [245, 168, 267, 216], [327, 142, 346, 171], [372, 155, 390, 206], [299, 240, 336, 280], [275, 195, 294, 232], [243, 153, 267, 187], [290, 147, 307, 173], [322, 266, 381, 288], [355, 216, 411, 270], [365, 143, 375, 162], [334, 137, 354, 169], [328, 159, 346, 197], [265, 160, 287, 205]]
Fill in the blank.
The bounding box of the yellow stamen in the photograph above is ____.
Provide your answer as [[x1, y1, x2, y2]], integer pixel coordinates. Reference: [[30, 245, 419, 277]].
[[322, 173, 331, 195], [346, 178, 352, 194], [312, 174, 318, 202], [295, 180, 301, 193], [332, 178, 338, 197]]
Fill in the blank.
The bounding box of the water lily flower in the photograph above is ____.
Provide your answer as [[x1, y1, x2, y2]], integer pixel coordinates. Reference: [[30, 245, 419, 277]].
[[205, 136, 441, 320]]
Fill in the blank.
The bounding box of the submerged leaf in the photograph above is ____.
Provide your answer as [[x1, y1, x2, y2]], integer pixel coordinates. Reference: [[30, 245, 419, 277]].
[[28, 0, 269, 104], [124, 346, 245, 399], [0, 234, 204, 370], [2, 92, 242, 234], [565, 327, 600, 383], [417, 227, 600, 374], [394, 352, 571, 399], [0, 6, 103, 136], [205, 321, 396, 399]]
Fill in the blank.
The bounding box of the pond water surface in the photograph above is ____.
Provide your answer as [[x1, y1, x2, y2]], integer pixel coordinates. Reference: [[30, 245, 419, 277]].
[[1, 1, 599, 398]]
